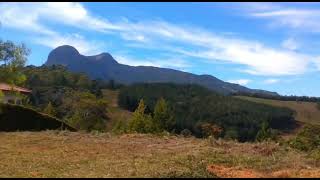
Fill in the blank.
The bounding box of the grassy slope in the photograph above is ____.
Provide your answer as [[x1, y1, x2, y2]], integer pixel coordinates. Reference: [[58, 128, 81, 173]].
[[0, 131, 319, 178], [235, 96, 320, 125], [102, 89, 132, 131]]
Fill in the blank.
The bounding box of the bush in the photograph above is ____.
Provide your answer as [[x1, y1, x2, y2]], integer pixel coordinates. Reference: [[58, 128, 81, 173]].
[[112, 120, 128, 134], [288, 125, 320, 151], [223, 128, 239, 140], [128, 99, 157, 134], [0, 91, 4, 102], [198, 122, 223, 139], [43, 101, 57, 117], [63, 91, 109, 132], [181, 129, 192, 137], [255, 121, 278, 142]]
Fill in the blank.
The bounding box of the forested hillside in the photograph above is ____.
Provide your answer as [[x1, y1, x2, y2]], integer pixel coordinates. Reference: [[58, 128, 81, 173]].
[[118, 83, 296, 142], [19, 65, 122, 131]]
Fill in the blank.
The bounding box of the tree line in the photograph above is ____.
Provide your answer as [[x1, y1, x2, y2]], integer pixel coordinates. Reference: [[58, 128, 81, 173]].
[[118, 83, 296, 142]]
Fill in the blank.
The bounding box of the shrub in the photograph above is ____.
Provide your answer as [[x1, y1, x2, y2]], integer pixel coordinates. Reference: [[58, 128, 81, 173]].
[[112, 120, 128, 134], [223, 128, 239, 140], [288, 125, 320, 151], [63, 91, 108, 132], [43, 101, 57, 117], [181, 129, 192, 137], [255, 121, 278, 142], [199, 122, 223, 139], [0, 91, 4, 102], [153, 98, 175, 132], [128, 99, 157, 134]]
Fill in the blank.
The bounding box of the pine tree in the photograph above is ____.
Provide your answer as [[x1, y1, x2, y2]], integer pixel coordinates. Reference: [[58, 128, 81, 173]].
[[255, 121, 272, 142], [43, 102, 57, 117], [128, 99, 155, 133], [153, 98, 174, 132]]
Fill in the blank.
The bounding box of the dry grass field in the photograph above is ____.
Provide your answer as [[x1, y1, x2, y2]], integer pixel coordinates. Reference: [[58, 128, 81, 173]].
[[0, 131, 319, 178], [236, 96, 320, 125]]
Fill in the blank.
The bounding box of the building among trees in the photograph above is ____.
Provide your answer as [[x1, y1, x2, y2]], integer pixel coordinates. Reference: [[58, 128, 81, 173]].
[[0, 83, 31, 104]]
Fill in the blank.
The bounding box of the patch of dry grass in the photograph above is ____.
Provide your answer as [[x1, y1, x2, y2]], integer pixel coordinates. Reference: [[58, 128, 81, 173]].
[[0, 131, 319, 178], [236, 96, 320, 125]]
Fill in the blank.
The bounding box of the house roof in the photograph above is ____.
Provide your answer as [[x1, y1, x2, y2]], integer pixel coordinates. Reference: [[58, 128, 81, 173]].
[[0, 83, 32, 93]]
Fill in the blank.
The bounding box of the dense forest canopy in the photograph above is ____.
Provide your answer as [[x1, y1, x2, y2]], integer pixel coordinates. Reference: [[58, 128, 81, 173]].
[[118, 83, 296, 142], [13, 65, 122, 131]]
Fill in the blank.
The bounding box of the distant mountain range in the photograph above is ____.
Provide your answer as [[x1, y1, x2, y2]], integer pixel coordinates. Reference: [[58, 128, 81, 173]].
[[45, 45, 279, 96]]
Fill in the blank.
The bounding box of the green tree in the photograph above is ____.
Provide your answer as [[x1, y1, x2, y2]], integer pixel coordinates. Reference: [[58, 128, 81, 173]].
[[289, 125, 320, 151], [128, 99, 155, 133], [64, 91, 109, 131], [43, 102, 57, 117], [0, 39, 30, 86], [153, 98, 174, 132], [255, 121, 274, 142], [112, 120, 128, 134], [0, 90, 4, 102], [76, 74, 91, 89]]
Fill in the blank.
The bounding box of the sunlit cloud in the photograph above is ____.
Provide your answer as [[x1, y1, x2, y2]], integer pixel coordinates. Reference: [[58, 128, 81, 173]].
[[227, 79, 251, 86], [0, 2, 318, 77], [263, 78, 280, 84]]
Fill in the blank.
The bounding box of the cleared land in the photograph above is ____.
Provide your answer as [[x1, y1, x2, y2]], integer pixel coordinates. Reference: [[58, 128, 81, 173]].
[[102, 89, 132, 131], [0, 131, 319, 178], [236, 96, 320, 125]]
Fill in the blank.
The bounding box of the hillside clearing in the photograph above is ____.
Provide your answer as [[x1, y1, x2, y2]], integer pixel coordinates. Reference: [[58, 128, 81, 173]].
[[102, 89, 132, 131], [0, 131, 319, 178], [235, 96, 320, 125]]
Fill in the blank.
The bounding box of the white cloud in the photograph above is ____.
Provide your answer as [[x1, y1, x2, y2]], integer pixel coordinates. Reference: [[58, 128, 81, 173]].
[[120, 33, 149, 43], [282, 38, 299, 51], [248, 3, 320, 32], [113, 54, 190, 69], [0, 2, 318, 76], [227, 79, 251, 86], [34, 33, 105, 55], [0, 2, 121, 34], [111, 20, 312, 76], [0, 3, 56, 35], [264, 78, 280, 84]]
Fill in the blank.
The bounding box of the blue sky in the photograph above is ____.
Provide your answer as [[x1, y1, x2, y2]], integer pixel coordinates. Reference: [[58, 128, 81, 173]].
[[1, 2, 320, 96]]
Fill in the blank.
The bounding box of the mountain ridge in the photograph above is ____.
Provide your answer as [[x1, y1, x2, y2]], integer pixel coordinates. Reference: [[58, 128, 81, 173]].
[[45, 45, 279, 96]]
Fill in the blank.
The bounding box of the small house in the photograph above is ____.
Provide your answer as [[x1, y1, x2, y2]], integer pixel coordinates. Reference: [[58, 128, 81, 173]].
[[0, 83, 32, 104]]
